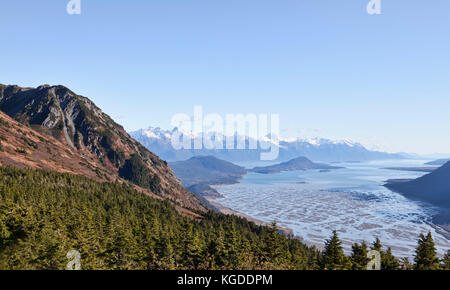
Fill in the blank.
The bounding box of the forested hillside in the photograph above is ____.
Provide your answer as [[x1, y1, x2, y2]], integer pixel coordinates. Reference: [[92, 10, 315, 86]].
[[0, 166, 319, 270], [0, 84, 205, 212], [1, 166, 448, 270]]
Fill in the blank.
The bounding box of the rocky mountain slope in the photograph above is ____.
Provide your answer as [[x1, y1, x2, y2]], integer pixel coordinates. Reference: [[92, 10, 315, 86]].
[[385, 161, 450, 209], [170, 155, 247, 187], [425, 159, 450, 166], [0, 110, 111, 181], [385, 161, 450, 232], [0, 84, 205, 212]]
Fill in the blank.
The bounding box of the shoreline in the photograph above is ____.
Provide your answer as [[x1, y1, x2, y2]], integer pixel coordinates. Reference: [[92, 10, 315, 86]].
[[206, 194, 450, 257], [199, 162, 450, 256], [384, 182, 450, 238], [204, 196, 293, 237], [205, 183, 449, 257]]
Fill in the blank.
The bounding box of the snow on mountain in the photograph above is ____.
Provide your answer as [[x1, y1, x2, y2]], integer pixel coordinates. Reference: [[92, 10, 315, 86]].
[[291, 137, 362, 147], [134, 127, 170, 140], [129, 127, 404, 163]]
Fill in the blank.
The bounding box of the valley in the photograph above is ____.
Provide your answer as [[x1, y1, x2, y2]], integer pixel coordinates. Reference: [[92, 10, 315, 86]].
[[213, 160, 450, 258], [3, 0, 450, 274], [1, 83, 449, 270]]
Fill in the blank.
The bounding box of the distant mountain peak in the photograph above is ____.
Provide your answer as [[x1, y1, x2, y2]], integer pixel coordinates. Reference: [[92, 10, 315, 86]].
[[250, 156, 342, 174], [130, 126, 402, 163], [170, 155, 247, 187], [141, 126, 172, 139]]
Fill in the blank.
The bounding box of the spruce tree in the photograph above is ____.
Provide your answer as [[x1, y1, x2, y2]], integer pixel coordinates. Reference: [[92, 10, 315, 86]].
[[441, 250, 450, 270], [400, 257, 413, 270], [260, 222, 285, 269], [223, 220, 243, 269], [381, 248, 399, 270], [321, 231, 350, 270], [350, 242, 369, 270], [371, 237, 382, 252], [371, 238, 400, 270], [0, 165, 376, 270], [414, 232, 440, 270]]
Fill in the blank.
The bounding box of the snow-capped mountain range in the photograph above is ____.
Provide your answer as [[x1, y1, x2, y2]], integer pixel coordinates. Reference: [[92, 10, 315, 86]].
[[129, 127, 404, 163]]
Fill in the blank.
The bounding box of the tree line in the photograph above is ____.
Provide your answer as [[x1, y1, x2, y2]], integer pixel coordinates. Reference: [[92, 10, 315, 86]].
[[0, 166, 448, 270]]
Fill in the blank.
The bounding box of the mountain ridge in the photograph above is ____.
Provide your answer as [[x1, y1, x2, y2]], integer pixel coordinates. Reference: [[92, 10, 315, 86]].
[[385, 161, 450, 232], [130, 126, 405, 163], [250, 156, 342, 174], [170, 155, 247, 187], [425, 159, 450, 166], [0, 83, 205, 212], [385, 161, 450, 209]]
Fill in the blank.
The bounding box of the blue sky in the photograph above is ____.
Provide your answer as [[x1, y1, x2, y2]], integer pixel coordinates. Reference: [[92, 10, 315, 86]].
[[1, 0, 450, 154]]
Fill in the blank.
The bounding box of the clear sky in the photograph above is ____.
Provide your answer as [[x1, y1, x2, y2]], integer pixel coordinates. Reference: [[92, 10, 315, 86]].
[[1, 0, 449, 154]]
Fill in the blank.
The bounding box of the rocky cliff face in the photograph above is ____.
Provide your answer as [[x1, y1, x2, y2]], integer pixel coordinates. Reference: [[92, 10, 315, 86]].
[[0, 84, 205, 212]]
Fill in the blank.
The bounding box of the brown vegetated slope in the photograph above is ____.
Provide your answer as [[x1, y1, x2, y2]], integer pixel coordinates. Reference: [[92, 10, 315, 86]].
[[0, 110, 114, 180], [0, 84, 205, 213]]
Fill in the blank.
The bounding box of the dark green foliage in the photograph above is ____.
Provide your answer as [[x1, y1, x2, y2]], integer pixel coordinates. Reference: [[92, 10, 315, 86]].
[[400, 257, 413, 270], [382, 248, 400, 270], [149, 174, 161, 192], [441, 250, 450, 270], [0, 117, 10, 128], [320, 231, 350, 270], [370, 238, 399, 270], [260, 222, 290, 268], [21, 137, 38, 149], [15, 148, 27, 155], [118, 154, 153, 189], [350, 242, 369, 270], [55, 120, 65, 132], [108, 150, 126, 168], [100, 130, 125, 167], [371, 237, 382, 252], [0, 166, 443, 270], [0, 166, 319, 270], [414, 232, 440, 270]]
